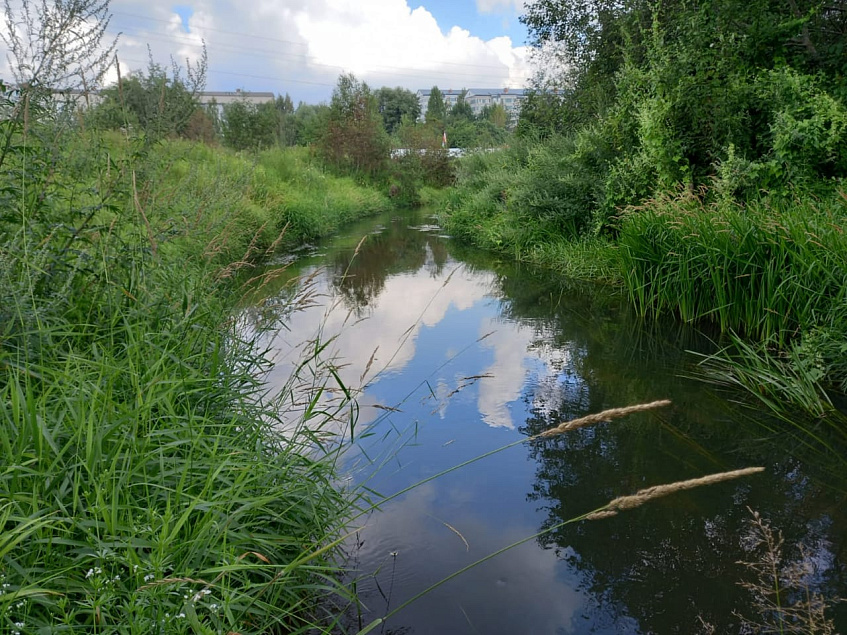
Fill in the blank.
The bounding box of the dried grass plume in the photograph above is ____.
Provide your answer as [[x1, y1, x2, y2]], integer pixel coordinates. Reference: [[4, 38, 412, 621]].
[[534, 399, 672, 439], [586, 467, 765, 520]]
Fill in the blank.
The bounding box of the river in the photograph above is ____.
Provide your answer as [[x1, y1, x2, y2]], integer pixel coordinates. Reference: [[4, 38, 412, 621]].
[[243, 208, 846, 634]]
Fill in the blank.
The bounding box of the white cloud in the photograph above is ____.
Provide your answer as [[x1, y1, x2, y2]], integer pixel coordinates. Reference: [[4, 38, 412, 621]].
[[107, 0, 533, 101], [1, 0, 534, 100]]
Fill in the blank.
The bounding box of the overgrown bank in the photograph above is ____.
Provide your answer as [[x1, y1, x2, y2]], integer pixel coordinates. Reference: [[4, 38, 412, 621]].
[[0, 104, 395, 630], [437, 0, 847, 422]]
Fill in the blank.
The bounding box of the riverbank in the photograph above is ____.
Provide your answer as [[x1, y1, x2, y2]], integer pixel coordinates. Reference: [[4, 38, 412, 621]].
[[0, 131, 389, 631], [436, 143, 847, 425]]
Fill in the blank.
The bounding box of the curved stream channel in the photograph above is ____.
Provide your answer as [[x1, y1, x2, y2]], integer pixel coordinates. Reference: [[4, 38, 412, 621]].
[[243, 209, 846, 634]]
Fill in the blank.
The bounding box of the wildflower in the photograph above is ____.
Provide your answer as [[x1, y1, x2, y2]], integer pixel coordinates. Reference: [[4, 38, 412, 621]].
[[191, 589, 212, 602], [143, 574, 155, 582]]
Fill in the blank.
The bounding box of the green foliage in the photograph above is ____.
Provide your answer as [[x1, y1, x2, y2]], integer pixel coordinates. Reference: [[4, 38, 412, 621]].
[[425, 86, 446, 126], [480, 103, 508, 129], [616, 188, 847, 349], [88, 50, 207, 141], [222, 100, 278, 150], [291, 102, 331, 146], [0, 112, 379, 631], [319, 74, 389, 178], [449, 90, 474, 122], [375, 86, 420, 135], [758, 68, 847, 183], [442, 0, 847, 419]]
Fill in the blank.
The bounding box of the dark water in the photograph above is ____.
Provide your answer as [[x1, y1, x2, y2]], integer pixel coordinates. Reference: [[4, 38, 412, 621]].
[[245, 209, 847, 634]]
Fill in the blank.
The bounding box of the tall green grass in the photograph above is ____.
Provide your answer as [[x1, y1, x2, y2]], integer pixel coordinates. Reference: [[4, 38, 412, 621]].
[[617, 190, 847, 343], [0, 120, 371, 632], [616, 189, 847, 417]]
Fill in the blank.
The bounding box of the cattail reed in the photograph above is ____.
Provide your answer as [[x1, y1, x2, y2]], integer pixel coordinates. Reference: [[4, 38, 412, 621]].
[[585, 467, 765, 520]]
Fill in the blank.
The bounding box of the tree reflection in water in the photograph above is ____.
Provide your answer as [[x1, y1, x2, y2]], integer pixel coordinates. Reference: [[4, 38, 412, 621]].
[[495, 265, 847, 633], [245, 210, 847, 633]]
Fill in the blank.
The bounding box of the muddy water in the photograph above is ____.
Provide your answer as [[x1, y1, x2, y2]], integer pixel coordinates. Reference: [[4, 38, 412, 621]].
[[246, 209, 846, 634]]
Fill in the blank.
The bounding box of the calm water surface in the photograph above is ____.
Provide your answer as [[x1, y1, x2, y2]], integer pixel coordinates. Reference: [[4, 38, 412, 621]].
[[244, 209, 846, 634]]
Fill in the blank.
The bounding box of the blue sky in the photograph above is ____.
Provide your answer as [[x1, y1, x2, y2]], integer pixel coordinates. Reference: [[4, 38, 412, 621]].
[[419, 0, 528, 44], [92, 0, 536, 102]]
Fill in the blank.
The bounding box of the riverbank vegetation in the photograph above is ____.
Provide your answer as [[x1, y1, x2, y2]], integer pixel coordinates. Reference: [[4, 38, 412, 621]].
[[0, 79, 381, 632], [0, 1, 413, 629], [438, 0, 847, 422]]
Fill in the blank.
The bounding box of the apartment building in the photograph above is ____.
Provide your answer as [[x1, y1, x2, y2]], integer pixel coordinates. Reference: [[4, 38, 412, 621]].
[[416, 87, 527, 124]]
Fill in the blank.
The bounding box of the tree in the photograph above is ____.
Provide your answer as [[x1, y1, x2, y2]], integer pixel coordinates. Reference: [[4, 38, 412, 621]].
[[221, 99, 277, 150], [449, 89, 474, 122], [183, 108, 217, 144], [320, 73, 388, 176], [89, 46, 207, 140], [274, 93, 298, 146], [481, 103, 508, 129], [0, 0, 119, 173], [375, 86, 420, 135], [426, 86, 446, 126], [292, 102, 330, 146]]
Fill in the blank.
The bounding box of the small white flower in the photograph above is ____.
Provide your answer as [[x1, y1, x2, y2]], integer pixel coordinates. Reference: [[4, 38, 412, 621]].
[[209, 603, 218, 610], [191, 588, 212, 602], [177, 613, 186, 619], [133, 565, 139, 572], [85, 569, 95, 579], [112, 575, 121, 581], [143, 574, 155, 582]]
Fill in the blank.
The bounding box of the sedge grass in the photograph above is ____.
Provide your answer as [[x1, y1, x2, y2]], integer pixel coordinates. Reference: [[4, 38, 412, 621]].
[[617, 190, 847, 346]]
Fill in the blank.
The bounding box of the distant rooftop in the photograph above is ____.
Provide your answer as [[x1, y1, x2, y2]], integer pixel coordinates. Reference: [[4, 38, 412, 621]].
[[417, 87, 527, 96], [199, 90, 275, 99]]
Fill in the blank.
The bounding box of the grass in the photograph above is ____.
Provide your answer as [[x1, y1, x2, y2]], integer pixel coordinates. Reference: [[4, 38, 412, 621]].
[[617, 189, 847, 344], [617, 188, 847, 420], [436, 144, 847, 419], [0, 114, 381, 632]]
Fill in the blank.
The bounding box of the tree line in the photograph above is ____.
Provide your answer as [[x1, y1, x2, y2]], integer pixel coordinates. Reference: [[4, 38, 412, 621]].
[[84, 62, 513, 155]]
